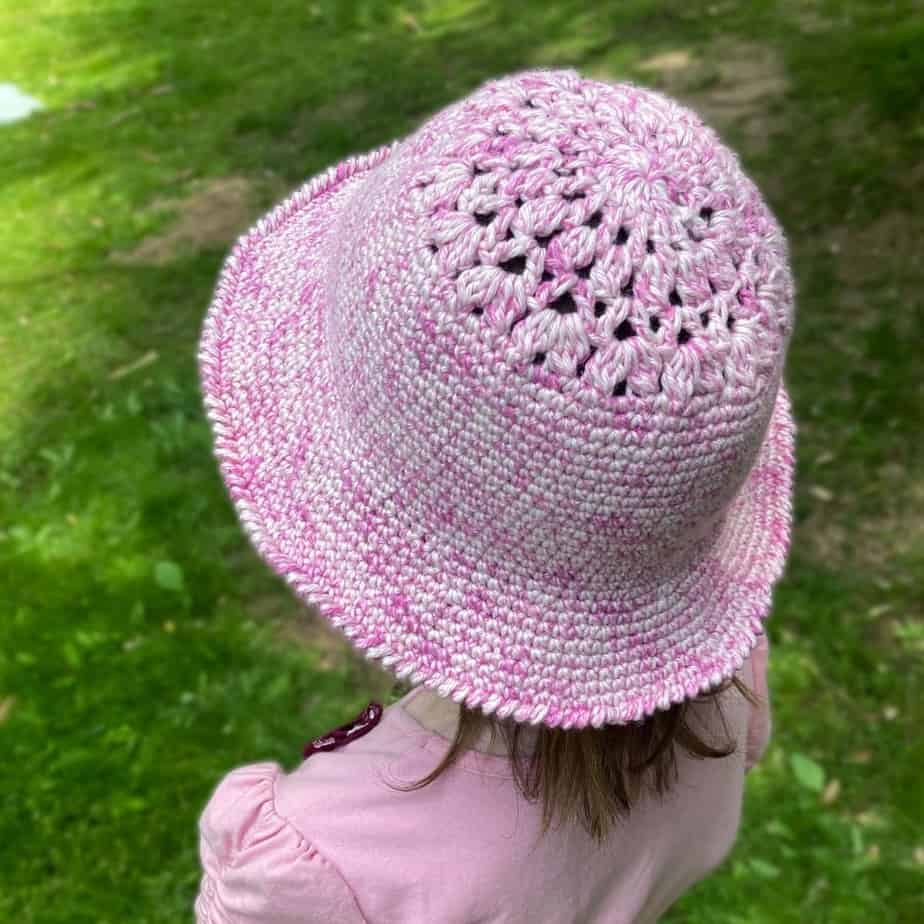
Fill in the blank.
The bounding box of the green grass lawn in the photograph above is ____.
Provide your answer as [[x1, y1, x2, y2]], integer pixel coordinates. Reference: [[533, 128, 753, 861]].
[[1, 1, 922, 921]]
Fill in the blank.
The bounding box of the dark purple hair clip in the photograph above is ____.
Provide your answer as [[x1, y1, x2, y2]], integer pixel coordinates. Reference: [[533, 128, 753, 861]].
[[303, 701, 384, 759]]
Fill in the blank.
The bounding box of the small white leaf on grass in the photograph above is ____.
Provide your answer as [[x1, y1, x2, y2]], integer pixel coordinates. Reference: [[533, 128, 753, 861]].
[[0, 697, 15, 722], [0, 83, 43, 124], [809, 484, 833, 502], [882, 705, 898, 720], [822, 779, 841, 804]]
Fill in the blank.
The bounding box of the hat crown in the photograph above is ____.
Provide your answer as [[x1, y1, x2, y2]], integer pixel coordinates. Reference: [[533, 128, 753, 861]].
[[324, 69, 794, 583]]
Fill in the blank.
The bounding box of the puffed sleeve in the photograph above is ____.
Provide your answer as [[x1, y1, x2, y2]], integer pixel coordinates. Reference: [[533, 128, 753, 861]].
[[195, 763, 367, 924], [745, 633, 772, 771]]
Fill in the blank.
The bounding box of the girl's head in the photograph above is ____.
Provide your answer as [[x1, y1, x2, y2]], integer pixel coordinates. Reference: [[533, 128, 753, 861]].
[[200, 68, 795, 841]]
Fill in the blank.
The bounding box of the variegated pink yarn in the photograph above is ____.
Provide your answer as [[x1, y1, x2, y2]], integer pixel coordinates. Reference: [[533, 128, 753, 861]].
[[199, 68, 796, 729]]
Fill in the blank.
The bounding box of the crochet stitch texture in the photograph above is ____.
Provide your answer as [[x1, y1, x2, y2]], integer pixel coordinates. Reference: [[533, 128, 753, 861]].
[[199, 68, 796, 729]]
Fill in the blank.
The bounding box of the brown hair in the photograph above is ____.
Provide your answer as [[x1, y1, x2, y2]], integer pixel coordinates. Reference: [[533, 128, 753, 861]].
[[386, 677, 757, 846]]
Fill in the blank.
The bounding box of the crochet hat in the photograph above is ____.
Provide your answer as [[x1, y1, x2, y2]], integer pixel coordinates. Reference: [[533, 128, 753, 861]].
[[199, 68, 796, 730]]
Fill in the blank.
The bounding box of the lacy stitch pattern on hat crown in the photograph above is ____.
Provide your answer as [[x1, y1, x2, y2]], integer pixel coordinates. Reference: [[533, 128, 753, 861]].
[[403, 74, 792, 404]]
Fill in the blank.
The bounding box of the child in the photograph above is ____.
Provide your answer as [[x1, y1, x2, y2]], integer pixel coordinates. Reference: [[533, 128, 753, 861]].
[[195, 67, 794, 923]]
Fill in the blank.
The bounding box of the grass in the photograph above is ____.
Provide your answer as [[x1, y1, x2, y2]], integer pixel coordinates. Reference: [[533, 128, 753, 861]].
[[1, 1, 922, 921]]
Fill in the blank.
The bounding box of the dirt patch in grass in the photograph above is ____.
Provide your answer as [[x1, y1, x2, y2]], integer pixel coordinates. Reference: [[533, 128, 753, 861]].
[[636, 40, 789, 153], [686, 43, 788, 124], [111, 176, 258, 266], [781, 0, 837, 34], [265, 597, 353, 671], [826, 209, 924, 291], [636, 49, 693, 75], [313, 89, 369, 122], [254, 592, 399, 698], [903, 159, 924, 193], [798, 463, 924, 574]]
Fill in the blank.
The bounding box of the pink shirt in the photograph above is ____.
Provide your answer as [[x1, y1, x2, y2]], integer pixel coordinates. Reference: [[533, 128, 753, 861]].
[[196, 635, 771, 923]]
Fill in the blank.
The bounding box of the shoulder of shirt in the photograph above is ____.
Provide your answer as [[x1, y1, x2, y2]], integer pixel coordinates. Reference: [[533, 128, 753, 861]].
[[195, 761, 369, 924]]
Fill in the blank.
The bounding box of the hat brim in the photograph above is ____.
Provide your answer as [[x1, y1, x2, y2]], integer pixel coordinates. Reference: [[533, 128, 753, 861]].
[[199, 142, 796, 729]]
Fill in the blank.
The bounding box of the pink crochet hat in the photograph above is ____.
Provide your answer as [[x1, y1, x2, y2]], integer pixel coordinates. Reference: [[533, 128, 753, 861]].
[[199, 68, 796, 730]]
